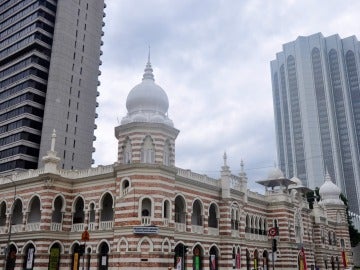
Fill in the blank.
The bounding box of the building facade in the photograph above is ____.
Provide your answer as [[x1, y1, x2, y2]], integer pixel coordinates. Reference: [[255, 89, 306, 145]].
[[0, 61, 353, 269], [270, 33, 360, 214], [0, 0, 105, 173]]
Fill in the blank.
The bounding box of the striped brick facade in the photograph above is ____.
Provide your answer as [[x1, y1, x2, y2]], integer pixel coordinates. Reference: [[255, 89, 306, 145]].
[[0, 155, 353, 270]]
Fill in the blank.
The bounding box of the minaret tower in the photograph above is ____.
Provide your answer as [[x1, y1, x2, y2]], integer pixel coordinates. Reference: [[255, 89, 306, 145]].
[[115, 56, 179, 166]]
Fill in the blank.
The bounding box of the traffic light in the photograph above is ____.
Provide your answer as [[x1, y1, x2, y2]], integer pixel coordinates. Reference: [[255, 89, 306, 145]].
[[272, 239, 277, 252]]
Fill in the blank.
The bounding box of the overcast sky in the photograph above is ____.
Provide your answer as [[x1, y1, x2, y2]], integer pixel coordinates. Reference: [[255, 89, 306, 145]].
[[93, 0, 360, 189]]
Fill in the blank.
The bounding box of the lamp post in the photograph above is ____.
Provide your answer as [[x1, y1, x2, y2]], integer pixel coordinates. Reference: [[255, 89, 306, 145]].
[[3, 175, 16, 270]]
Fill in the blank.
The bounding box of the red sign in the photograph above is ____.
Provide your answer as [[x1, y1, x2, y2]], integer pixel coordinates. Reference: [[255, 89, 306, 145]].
[[268, 227, 277, 237]]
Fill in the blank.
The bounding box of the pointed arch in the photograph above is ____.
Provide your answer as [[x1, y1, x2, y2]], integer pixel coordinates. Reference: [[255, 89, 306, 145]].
[[27, 195, 41, 224], [163, 138, 172, 166], [137, 236, 154, 252], [122, 136, 132, 164], [141, 135, 155, 163], [117, 237, 129, 253], [162, 237, 171, 253]]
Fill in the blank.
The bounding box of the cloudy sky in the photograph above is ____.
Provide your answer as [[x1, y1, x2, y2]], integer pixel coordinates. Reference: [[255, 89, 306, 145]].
[[93, 0, 360, 189]]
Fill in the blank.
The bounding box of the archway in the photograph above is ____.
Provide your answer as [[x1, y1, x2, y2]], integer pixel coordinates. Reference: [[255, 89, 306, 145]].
[[263, 250, 269, 270], [71, 243, 81, 270], [5, 244, 17, 270], [253, 249, 259, 270], [23, 243, 35, 269], [48, 243, 61, 270], [98, 242, 109, 270], [246, 249, 251, 270], [193, 245, 203, 270], [174, 243, 188, 270], [209, 246, 219, 270]]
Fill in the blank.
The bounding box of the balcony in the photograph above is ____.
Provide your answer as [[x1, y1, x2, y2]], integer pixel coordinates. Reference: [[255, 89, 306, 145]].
[[191, 225, 204, 234], [122, 187, 129, 197], [11, 224, 23, 233], [175, 222, 186, 232], [99, 221, 113, 230], [26, 222, 40, 231], [163, 218, 169, 227], [51, 223, 62, 231], [141, 216, 151, 226], [88, 222, 96, 231], [72, 223, 85, 232], [0, 226, 6, 234]]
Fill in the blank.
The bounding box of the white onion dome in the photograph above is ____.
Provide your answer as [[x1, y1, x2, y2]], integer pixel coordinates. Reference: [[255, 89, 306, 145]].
[[319, 172, 343, 205], [267, 167, 285, 180], [122, 58, 173, 126]]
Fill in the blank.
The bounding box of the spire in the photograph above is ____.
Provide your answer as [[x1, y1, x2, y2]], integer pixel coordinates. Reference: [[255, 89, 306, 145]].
[[223, 151, 227, 166], [50, 129, 56, 152], [143, 46, 154, 81]]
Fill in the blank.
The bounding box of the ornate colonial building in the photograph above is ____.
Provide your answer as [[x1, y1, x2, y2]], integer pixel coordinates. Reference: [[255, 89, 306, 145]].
[[0, 60, 353, 269]]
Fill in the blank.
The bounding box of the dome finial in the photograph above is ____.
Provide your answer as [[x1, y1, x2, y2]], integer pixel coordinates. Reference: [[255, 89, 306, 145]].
[[143, 46, 154, 81], [223, 151, 227, 166]]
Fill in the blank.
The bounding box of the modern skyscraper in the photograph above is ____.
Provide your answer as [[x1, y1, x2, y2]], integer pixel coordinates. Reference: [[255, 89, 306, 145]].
[[271, 33, 360, 214], [0, 0, 105, 172]]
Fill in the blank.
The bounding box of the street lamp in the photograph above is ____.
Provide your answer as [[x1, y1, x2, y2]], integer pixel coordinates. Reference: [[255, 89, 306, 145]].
[[2, 175, 16, 270]]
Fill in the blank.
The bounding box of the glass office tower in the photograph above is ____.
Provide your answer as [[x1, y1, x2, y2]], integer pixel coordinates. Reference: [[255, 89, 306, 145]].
[[0, 0, 105, 172], [271, 33, 360, 214]]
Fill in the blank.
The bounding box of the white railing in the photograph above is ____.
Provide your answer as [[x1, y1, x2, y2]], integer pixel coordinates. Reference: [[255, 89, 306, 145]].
[[72, 223, 85, 232], [11, 224, 23, 233], [175, 222, 186, 232], [88, 222, 96, 231], [26, 222, 40, 231], [99, 221, 113, 230], [177, 168, 220, 187], [208, 227, 219, 236], [51, 223, 62, 231], [192, 225, 204, 234], [141, 217, 151, 226], [0, 226, 6, 234], [163, 219, 169, 227], [122, 187, 129, 197]]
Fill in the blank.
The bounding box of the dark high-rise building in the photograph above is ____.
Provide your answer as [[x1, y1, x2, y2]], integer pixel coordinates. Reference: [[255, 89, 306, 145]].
[[0, 0, 105, 173], [271, 33, 360, 214]]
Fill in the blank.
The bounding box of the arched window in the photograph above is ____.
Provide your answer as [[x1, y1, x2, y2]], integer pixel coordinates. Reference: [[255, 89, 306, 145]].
[[175, 196, 186, 224], [231, 206, 239, 230], [208, 203, 218, 228], [12, 199, 23, 225], [209, 246, 219, 270], [123, 137, 132, 164], [174, 243, 187, 269], [141, 198, 152, 225], [245, 214, 250, 233], [141, 135, 155, 163], [295, 212, 302, 243], [100, 193, 114, 222], [263, 250, 269, 270], [23, 243, 35, 270], [73, 197, 85, 225], [52, 196, 64, 227], [163, 200, 170, 219], [163, 140, 171, 166], [191, 200, 203, 226], [89, 203, 96, 224], [98, 242, 109, 270], [121, 179, 130, 197], [27, 196, 41, 225], [0, 201, 6, 226]]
